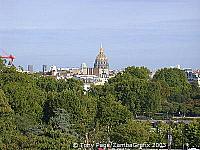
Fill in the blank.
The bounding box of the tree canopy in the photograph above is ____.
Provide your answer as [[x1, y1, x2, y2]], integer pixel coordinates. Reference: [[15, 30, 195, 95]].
[[0, 63, 200, 149]]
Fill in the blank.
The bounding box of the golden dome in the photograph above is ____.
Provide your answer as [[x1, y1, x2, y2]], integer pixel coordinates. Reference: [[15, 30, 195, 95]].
[[96, 47, 108, 61], [94, 44, 109, 69]]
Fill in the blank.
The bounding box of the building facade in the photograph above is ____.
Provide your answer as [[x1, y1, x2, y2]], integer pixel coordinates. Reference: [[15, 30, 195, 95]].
[[184, 68, 200, 87]]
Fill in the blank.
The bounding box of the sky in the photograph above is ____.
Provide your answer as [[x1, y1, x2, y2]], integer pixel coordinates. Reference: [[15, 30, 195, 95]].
[[0, 0, 200, 71]]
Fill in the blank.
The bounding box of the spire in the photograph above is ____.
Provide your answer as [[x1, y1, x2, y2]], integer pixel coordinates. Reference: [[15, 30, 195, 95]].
[[100, 43, 103, 49], [100, 43, 104, 53]]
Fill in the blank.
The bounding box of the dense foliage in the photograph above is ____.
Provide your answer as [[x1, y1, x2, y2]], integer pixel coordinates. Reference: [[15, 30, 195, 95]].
[[153, 68, 200, 116], [0, 60, 200, 149]]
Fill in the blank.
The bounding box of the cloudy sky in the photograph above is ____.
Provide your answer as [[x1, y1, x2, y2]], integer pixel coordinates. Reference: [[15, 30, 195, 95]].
[[0, 0, 200, 70]]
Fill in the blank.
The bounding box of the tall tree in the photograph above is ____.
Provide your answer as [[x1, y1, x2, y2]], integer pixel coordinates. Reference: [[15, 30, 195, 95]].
[[153, 68, 191, 103]]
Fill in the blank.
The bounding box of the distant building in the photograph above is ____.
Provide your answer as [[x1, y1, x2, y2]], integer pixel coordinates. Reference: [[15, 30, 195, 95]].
[[94, 43, 109, 78], [50, 65, 58, 76], [184, 68, 200, 87], [193, 70, 200, 87], [46, 44, 112, 87], [42, 65, 47, 74], [184, 68, 193, 82], [69, 68, 81, 75], [81, 63, 87, 75], [87, 68, 94, 75], [28, 65, 33, 73], [74, 74, 100, 84]]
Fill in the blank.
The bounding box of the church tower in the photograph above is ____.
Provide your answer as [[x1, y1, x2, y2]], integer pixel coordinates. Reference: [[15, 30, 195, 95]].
[[94, 44, 109, 78]]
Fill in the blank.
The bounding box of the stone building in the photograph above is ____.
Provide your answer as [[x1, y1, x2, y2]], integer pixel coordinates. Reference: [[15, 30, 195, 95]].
[[94, 44, 109, 78]]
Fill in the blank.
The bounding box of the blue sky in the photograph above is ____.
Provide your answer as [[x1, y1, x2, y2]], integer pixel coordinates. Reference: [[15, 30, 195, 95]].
[[0, 0, 200, 71]]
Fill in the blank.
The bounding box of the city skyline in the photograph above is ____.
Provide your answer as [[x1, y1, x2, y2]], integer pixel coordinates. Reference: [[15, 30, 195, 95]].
[[0, 0, 200, 70]]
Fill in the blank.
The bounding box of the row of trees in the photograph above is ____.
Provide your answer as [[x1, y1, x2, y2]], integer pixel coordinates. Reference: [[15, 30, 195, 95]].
[[0, 59, 200, 149], [92, 66, 199, 116]]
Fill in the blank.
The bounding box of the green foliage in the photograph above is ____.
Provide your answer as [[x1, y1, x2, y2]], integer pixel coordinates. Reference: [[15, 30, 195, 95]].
[[111, 120, 150, 143], [106, 66, 162, 114], [35, 76, 84, 93], [0, 89, 12, 114], [153, 68, 191, 102], [96, 94, 132, 127], [184, 120, 200, 147], [50, 108, 72, 131], [0, 59, 4, 72], [0, 64, 200, 148], [3, 82, 46, 125], [0, 65, 81, 148], [190, 82, 200, 99], [109, 66, 150, 83], [172, 123, 184, 148]]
